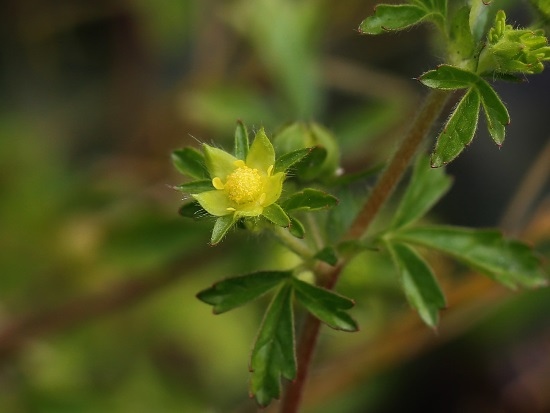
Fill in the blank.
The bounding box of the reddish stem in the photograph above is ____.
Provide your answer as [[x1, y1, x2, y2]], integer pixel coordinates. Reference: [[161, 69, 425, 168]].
[[278, 89, 451, 413]]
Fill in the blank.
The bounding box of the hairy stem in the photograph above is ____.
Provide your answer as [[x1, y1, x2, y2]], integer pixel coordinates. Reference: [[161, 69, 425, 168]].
[[273, 226, 315, 260], [278, 88, 451, 413], [346, 89, 451, 240]]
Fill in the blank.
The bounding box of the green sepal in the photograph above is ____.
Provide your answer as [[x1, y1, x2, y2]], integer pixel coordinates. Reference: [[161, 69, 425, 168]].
[[211, 215, 237, 245], [418, 64, 478, 90], [359, 4, 428, 35], [431, 87, 481, 167], [476, 79, 510, 145], [178, 201, 209, 220], [314, 246, 339, 266], [387, 241, 446, 328], [172, 147, 209, 179], [196, 271, 291, 314], [291, 278, 358, 332], [288, 216, 306, 239], [274, 147, 312, 174], [391, 155, 452, 229], [174, 179, 214, 194], [249, 283, 296, 407], [393, 226, 549, 289], [234, 120, 249, 161], [262, 203, 290, 227], [282, 188, 338, 211]]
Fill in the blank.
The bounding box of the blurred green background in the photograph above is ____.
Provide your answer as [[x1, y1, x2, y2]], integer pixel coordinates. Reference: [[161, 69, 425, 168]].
[[0, 0, 549, 412]]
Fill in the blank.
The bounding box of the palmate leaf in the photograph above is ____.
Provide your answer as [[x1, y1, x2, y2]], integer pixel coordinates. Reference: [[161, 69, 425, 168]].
[[393, 226, 548, 289], [249, 283, 296, 407], [387, 241, 446, 328], [391, 155, 452, 229], [291, 278, 358, 332], [419, 65, 510, 156], [431, 87, 480, 167], [197, 271, 290, 314]]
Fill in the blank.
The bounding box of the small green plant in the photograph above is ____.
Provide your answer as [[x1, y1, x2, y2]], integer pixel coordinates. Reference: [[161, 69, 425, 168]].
[[173, 1, 549, 411]]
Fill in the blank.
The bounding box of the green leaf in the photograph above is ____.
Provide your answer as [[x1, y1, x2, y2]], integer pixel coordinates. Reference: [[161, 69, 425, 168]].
[[419, 66, 509, 147], [294, 146, 328, 181], [449, 6, 475, 63], [234, 120, 249, 160], [262, 203, 290, 227], [359, 4, 428, 35], [418, 64, 479, 90], [178, 201, 209, 220], [476, 79, 509, 145], [292, 277, 358, 332], [171, 148, 209, 179], [211, 215, 236, 245], [314, 246, 339, 266], [393, 226, 549, 289], [288, 216, 305, 239], [391, 155, 452, 229], [387, 241, 446, 328], [274, 147, 312, 174], [197, 271, 291, 314], [174, 179, 214, 194], [469, 0, 493, 42], [249, 284, 296, 407], [282, 188, 338, 211], [431, 87, 481, 167]]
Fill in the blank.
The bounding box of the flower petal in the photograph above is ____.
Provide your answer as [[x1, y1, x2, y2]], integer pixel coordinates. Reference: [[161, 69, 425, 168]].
[[193, 190, 234, 216], [263, 172, 285, 206], [246, 128, 275, 172], [203, 145, 238, 180]]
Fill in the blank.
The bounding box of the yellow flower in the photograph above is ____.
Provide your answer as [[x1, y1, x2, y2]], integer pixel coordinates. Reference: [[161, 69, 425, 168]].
[[193, 129, 285, 218]]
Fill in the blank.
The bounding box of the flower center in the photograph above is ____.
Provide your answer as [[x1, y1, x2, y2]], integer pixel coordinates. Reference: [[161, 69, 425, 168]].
[[224, 165, 263, 204]]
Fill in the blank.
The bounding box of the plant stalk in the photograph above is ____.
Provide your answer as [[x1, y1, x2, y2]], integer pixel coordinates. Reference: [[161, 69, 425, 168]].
[[278, 88, 451, 413]]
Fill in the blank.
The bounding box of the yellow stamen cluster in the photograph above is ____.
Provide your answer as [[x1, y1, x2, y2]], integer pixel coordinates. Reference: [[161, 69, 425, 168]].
[[212, 160, 266, 205]]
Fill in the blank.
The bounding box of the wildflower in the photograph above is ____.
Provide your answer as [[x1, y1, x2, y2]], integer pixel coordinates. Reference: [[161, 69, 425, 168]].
[[194, 129, 285, 218]]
